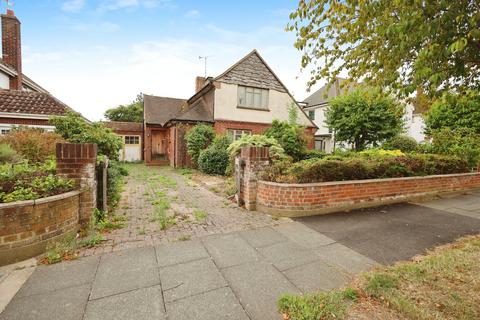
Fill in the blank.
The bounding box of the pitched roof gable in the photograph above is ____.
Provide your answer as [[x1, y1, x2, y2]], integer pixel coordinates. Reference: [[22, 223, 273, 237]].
[[0, 89, 71, 116], [215, 50, 286, 93], [143, 94, 187, 126]]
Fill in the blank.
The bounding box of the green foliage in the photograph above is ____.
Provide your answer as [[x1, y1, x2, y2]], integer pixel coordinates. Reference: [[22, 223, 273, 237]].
[[287, 102, 299, 125], [326, 88, 404, 151], [288, 1, 480, 97], [383, 135, 419, 153], [198, 147, 229, 176], [429, 128, 480, 168], [194, 210, 208, 221], [300, 149, 326, 160], [227, 134, 288, 161], [50, 112, 124, 160], [0, 160, 74, 203], [0, 127, 64, 163], [211, 135, 231, 150], [78, 232, 105, 248], [264, 120, 307, 161], [365, 273, 398, 298], [104, 93, 144, 122], [425, 91, 480, 134], [185, 124, 215, 165], [262, 152, 469, 183], [278, 288, 357, 320], [97, 160, 128, 210], [0, 144, 20, 164]]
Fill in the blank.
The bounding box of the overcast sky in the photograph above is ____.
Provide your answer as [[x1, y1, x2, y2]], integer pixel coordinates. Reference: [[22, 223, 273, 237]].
[[6, 0, 324, 120]]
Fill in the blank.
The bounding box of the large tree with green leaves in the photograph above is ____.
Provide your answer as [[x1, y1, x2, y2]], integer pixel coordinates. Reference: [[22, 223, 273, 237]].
[[326, 88, 404, 151], [104, 93, 144, 122], [288, 1, 480, 97]]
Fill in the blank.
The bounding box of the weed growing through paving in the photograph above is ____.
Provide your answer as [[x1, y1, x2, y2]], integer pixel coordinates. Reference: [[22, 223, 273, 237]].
[[138, 226, 146, 235], [194, 210, 208, 222], [158, 175, 177, 189], [177, 235, 191, 241]]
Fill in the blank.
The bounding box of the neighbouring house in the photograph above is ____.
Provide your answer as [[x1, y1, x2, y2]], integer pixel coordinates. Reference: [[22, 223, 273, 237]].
[[302, 78, 426, 152], [0, 9, 73, 134], [143, 49, 317, 167], [104, 121, 144, 162]]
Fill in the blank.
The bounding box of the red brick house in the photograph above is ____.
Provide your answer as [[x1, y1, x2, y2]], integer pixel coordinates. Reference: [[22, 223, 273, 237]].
[[143, 50, 317, 166], [0, 9, 73, 134]]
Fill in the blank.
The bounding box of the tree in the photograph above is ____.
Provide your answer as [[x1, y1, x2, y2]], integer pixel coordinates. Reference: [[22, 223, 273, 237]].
[[425, 91, 480, 134], [288, 1, 480, 97], [325, 88, 404, 151], [104, 93, 144, 122], [264, 120, 306, 161]]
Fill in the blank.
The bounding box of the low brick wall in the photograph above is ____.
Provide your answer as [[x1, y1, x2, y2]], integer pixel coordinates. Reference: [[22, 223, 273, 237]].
[[257, 173, 480, 217], [0, 191, 81, 266]]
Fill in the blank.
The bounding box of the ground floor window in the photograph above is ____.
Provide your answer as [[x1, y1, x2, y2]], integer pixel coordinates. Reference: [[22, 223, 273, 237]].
[[227, 129, 252, 141], [124, 135, 140, 145], [0, 129, 10, 135], [315, 138, 326, 151]]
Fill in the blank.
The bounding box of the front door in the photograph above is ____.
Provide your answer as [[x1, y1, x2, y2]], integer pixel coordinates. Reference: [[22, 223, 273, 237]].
[[151, 130, 168, 160]]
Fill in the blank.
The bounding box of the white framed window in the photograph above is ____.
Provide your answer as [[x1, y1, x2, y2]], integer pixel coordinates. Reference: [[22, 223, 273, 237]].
[[227, 129, 252, 141], [0, 129, 11, 135], [315, 139, 326, 151], [237, 85, 269, 110], [124, 135, 140, 145], [308, 110, 315, 120]]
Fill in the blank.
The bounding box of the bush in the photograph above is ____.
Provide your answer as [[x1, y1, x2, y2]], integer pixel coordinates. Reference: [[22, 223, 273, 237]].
[[261, 152, 469, 183], [96, 160, 128, 209], [227, 134, 288, 161], [0, 127, 64, 163], [0, 160, 74, 203], [429, 128, 480, 169], [301, 149, 327, 160], [50, 112, 123, 160], [382, 135, 419, 153], [198, 147, 230, 175], [264, 120, 307, 161], [185, 124, 215, 165], [0, 144, 20, 163]]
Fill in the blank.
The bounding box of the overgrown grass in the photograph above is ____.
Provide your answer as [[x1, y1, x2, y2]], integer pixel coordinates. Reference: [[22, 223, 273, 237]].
[[279, 235, 480, 320]]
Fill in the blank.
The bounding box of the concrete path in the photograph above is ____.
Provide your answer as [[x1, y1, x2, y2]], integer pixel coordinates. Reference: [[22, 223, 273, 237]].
[[0, 222, 376, 320], [297, 190, 480, 265]]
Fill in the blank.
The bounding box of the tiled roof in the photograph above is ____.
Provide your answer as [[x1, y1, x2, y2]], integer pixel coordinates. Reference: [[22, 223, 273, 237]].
[[104, 121, 143, 132], [303, 78, 354, 107], [143, 94, 187, 126], [215, 50, 286, 92], [0, 89, 70, 116], [175, 98, 213, 123]]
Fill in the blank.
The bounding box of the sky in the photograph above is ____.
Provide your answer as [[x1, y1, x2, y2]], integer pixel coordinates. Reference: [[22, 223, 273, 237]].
[[4, 0, 324, 121]]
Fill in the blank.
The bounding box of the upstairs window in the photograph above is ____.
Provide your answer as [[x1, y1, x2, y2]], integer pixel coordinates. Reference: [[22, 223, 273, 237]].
[[237, 85, 269, 110], [308, 110, 315, 120]]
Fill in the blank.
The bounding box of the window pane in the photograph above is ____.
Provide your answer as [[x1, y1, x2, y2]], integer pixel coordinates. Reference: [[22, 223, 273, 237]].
[[246, 90, 254, 107], [308, 110, 315, 120], [254, 91, 261, 107], [237, 86, 246, 106], [261, 90, 268, 109]]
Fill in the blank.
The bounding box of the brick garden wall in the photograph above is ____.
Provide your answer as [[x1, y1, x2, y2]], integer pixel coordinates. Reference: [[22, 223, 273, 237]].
[[0, 191, 81, 266], [256, 173, 480, 217]]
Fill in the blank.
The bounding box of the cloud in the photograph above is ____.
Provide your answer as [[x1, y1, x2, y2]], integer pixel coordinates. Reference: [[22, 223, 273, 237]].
[[62, 0, 86, 12], [185, 9, 199, 18], [98, 0, 171, 11]]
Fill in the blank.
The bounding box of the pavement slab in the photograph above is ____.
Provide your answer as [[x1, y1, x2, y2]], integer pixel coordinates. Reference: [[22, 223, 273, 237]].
[[283, 260, 351, 293], [0, 284, 90, 320], [314, 243, 378, 274], [202, 233, 261, 268], [238, 227, 288, 248], [160, 258, 227, 303], [257, 241, 320, 271], [155, 239, 210, 267], [272, 222, 336, 249], [84, 286, 165, 320], [222, 260, 300, 320], [16, 255, 99, 298], [166, 287, 249, 320]]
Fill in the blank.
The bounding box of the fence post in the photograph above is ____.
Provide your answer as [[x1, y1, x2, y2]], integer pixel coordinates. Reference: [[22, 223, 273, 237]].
[[235, 146, 270, 211], [56, 143, 98, 226], [102, 158, 108, 213]]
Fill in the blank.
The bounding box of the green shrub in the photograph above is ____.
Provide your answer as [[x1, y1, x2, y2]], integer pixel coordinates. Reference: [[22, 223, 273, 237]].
[[97, 160, 128, 210], [383, 135, 419, 153], [227, 134, 288, 161], [185, 124, 215, 165], [429, 128, 480, 168], [301, 149, 326, 160], [0, 144, 20, 163], [211, 135, 231, 150], [198, 147, 230, 175], [264, 120, 307, 161], [0, 127, 64, 163], [261, 152, 469, 183]]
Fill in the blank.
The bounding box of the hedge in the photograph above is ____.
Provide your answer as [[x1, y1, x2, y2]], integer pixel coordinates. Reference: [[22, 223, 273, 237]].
[[261, 153, 470, 184]]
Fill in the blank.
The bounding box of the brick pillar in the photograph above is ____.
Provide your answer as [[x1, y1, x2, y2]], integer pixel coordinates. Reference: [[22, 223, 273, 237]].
[[235, 146, 270, 211], [56, 143, 98, 226]]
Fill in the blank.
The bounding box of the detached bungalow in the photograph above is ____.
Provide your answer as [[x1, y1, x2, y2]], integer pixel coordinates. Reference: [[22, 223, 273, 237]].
[[143, 49, 317, 167]]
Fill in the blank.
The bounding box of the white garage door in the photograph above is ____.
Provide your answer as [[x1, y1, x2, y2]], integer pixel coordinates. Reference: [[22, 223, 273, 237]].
[[121, 135, 141, 162]]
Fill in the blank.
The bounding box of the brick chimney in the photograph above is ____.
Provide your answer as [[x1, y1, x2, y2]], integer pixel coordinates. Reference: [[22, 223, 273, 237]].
[[1, 9, 22, 90], [195, 76, 206, 93]]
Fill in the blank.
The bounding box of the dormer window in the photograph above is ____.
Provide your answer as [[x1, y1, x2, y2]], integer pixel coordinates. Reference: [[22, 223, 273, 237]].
[[237, 85, 269, 110]]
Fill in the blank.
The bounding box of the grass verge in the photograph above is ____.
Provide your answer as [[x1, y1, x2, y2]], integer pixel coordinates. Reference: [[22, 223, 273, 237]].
[[279, 235, 480, 320]]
